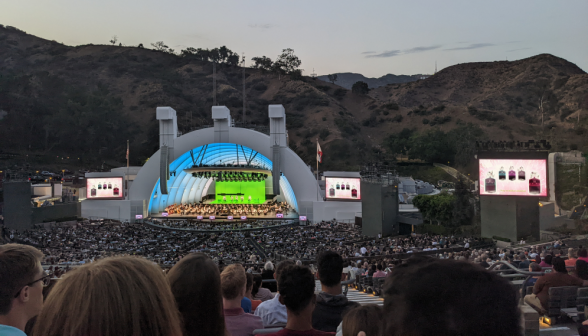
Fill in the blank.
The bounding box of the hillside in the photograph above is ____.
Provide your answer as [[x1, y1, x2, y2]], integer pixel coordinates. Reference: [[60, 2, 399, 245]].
[[317, 72, 425, 89], [0, 25, 587, 173]]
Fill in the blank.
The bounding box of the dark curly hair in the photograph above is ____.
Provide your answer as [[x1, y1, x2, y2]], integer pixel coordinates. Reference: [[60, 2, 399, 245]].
[[382, 256, 520, 336], [277, 265, 315, 315]]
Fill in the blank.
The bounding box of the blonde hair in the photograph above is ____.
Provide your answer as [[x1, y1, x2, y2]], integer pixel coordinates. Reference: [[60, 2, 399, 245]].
[[33, 256, 182, 336], [220, 264, 246, 300]]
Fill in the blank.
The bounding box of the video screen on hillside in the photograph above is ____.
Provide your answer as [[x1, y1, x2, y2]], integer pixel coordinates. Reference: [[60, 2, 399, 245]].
[[325, 177, 361, 200], [86, 177, 124, 199], [479, 159, 547, 196]]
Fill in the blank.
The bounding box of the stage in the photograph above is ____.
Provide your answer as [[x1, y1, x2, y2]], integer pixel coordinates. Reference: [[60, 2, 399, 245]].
[[150, 212, 299, 221]]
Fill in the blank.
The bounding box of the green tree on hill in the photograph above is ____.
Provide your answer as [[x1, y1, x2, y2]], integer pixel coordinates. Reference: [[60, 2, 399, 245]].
[[251, 56, 273, 72], [351, 81, 369, 94], [180, 46, 239, 65], [413, 193, 455, 226], [451, 179, 475, 227], [273, 48, 302, 80], [327, 74, 338, 84]]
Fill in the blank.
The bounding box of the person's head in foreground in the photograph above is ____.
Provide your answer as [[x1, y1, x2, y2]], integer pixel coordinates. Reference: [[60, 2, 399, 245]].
[[220, 264, 247, 305], [274, 265, 331, 334], [553, 257, 567, 273], [33, 256, 182, 336], [0, 244, 46, 332], [167, 253, 226, 336], [342, 305, 382, 336], [381, 256, 520, 336], [316, 251, 345, 289]]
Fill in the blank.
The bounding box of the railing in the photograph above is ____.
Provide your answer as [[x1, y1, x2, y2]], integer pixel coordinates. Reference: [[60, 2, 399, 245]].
[[487, 261, 546, 304]]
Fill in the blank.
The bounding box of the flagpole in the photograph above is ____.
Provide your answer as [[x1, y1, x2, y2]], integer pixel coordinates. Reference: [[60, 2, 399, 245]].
[[316, 139, 319, 201], [126, 140, 129, 201]]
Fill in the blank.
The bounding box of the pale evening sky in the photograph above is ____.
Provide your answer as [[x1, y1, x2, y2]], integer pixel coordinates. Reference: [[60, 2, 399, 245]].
[[1, 0, 586, 78]]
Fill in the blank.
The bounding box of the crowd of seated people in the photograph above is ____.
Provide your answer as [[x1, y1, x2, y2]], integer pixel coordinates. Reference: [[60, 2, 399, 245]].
[[163, 201, 292, 217], [0, 243, 524, 336], [4, 219, 483, 271], [156, 219, 297, 231], [4, 221, 207, 266]]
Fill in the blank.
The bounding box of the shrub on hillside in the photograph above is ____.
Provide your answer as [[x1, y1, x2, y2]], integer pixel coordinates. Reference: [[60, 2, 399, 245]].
[[383, 102, 399, 110], [316, 85, 331, 92], [333, 88, 347, 100], [253, 83, 267, 92], [432, 105, 446, 112], [351, 81, 369, 95], [391, 115, 403, 123], [362, 116, 378, 127]]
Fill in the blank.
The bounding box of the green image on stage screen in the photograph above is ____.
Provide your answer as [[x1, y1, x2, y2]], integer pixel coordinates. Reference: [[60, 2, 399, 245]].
[[213, 180, 266, 204]]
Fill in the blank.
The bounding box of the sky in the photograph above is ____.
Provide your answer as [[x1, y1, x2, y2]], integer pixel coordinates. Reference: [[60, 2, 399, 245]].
[[1, 0, 587, 78]]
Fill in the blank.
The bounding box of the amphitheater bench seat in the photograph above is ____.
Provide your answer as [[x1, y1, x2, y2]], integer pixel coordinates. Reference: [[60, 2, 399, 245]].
[[542, 286, 579, 325], [253, 328, 283, 335], [356, 274, 365, 291], [372, 277, 386, 296]]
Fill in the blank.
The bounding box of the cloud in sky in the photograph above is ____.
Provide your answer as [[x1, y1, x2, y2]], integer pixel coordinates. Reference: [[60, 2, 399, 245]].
[[444, 43, 495, 51], [365, 50, 401, 58], [248, 24, 275, 30], [404, 45, 442, 54], [506, 47, 532, 52], [364, 44, 441, 58]]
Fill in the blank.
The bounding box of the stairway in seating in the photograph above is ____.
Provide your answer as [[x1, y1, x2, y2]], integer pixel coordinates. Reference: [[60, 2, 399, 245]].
[[248, 238, 267, 259], [315, 280, 383, 306]]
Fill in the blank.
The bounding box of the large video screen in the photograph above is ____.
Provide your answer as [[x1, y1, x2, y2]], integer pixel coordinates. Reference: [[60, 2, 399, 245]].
[[479, 159, 547, 196], [326, 177, 361, 200], [86, 177, 124, 199], [213, 180, 265, 204]]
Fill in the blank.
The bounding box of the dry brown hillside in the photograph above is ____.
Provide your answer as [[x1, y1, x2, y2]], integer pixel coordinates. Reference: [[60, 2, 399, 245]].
[[0, 25, 587, 172], [370, 54, 588, 148]]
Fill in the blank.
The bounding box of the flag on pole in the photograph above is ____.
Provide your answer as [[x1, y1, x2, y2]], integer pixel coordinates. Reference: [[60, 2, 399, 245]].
[[317, 141, 322, 163]]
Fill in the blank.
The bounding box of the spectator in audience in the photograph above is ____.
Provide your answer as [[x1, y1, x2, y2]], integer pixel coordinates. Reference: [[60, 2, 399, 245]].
[[245, 274, 263, 313], [372, 264, 387, 278], [252, 275, 273, 302], [0, 244, 46, 336], [539, 254, 553, 268], [255, 260, 295, 327], [312, 251, 360, 332], [525, 257, 588, 314], [33, 256, 182, 336], [264, 265, 334, 336], [262, 262, 277, 292], [520, 263, 543, 296], [221, 264, 263, 336], [242, 273, 254, 313], [341, 305, 382, 336], [167, 253, 227, 336], [575, 260, 588, 281], [518, 253, 531, 269], [566, 248, 577, 267], [382, 256, 521, 336], [579, 249, 588, 263]]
